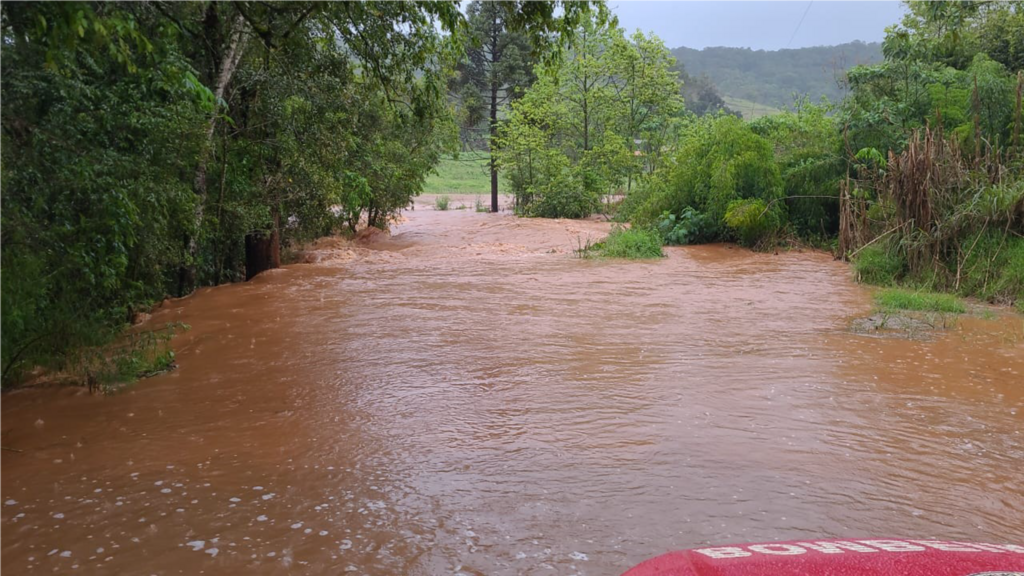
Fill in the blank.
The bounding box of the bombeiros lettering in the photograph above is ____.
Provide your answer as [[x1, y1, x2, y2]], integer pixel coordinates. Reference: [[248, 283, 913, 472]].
[[694, 540, 1024, 560]]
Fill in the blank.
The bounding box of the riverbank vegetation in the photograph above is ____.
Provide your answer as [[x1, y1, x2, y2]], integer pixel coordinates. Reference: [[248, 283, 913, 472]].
[[573, 227, 663, 260], [3, 1, 1023, 389], [0, 1, 602, 388], [499, 1, 1023, 312]]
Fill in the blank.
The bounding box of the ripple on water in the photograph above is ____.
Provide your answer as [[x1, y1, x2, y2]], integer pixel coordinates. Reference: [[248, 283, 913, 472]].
[[2, 208, 1022, 574]]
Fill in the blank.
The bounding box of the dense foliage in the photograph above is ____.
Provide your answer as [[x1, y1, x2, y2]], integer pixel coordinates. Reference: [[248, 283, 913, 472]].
[[0, 0, 599, 387], [496, 14, 682, 218], [626, 115, 785, 247], [838, 1, 1024, 308]]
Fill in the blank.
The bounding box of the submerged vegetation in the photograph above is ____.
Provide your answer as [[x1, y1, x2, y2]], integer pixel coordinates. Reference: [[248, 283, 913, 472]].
[[574, 227, 664, 260], [598, 227, 665, 259]]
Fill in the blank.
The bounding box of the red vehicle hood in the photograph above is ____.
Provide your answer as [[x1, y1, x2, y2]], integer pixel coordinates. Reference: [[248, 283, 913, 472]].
[[623, 539, 1024, 576]]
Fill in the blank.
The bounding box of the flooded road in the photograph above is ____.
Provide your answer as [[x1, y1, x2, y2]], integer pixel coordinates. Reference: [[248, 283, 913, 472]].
[[3, 196, 1023, 575]]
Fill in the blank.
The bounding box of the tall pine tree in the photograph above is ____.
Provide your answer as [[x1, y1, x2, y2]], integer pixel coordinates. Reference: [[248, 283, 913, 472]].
[[456, 1, 536, 212]]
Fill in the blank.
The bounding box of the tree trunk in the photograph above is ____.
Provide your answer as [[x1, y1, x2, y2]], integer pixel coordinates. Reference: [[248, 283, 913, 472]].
[[179, 12, 247, 295], [245, 213, 280, 281], [489, 79, 499, 213]]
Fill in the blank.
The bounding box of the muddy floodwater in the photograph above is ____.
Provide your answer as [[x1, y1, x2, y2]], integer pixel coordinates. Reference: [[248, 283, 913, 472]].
[[3, 195, 1023, 575]]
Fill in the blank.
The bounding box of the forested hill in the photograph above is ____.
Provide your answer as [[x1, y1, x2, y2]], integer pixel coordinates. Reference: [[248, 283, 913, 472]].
[[672, 41, 883, 109]]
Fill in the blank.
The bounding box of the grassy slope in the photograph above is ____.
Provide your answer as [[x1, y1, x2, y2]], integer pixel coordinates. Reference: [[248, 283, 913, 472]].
[[722, 96, 783, 120], [423, 153, 493, 195]]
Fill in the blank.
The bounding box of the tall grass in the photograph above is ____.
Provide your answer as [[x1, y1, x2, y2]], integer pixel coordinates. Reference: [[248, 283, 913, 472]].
[[853, 242, 905, 285], [844, 128, 1023, 310]]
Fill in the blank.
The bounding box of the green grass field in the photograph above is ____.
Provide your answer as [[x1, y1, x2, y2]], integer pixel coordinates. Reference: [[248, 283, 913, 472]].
[[723, 96, 783, 120], [423, 153, 493, 195]]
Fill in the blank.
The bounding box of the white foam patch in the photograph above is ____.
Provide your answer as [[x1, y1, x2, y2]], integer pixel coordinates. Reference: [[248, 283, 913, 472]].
[[290, 522, 303, 529], [256, 515, 268, 522], [187, 541, 205, 551], [339, 540, 353, 550], [205, 547, 219, 557], [570, 551, 589, 561]]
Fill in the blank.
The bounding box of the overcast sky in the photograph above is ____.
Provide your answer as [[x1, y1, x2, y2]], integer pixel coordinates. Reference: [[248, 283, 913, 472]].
[[610, 1, 907, 51]]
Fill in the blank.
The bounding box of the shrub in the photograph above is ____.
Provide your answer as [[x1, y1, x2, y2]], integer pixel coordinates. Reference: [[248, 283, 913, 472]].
[[723, 198, 783, 247], [598, 226, 664, 259], [874, 288, 966, 314], [853, 242, 906, 286], [657, 208, 711, 245], [434, 195, 451, 211], [749, 102, 843, 237], [525, 164, 601, 219], [629, 115, 784, 243]]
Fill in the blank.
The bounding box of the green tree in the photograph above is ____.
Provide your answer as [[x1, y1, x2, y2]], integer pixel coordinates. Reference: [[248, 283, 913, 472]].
[[453, 1, 536, 212], [610, 29, 684, 186], [0, 0, 604, 387], [497, 14, 681, 218]]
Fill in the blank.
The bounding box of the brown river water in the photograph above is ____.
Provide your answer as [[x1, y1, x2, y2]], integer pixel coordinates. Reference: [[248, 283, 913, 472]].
[[3, 195, 1023, 575]]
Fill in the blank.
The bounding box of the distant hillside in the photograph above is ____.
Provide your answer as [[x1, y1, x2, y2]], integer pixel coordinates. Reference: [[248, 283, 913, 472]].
[[672, 41, 883, 110]]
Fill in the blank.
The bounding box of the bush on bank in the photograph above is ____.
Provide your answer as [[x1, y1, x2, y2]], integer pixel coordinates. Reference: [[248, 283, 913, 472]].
[[600, 227, 665, 259]]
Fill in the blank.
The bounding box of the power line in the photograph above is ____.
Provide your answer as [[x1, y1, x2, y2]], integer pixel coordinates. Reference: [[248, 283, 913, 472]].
[[786, 1, 814, 49]]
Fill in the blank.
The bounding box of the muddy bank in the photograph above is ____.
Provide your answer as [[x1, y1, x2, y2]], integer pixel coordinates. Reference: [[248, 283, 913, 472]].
[[3, 204, 1022, 575]]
